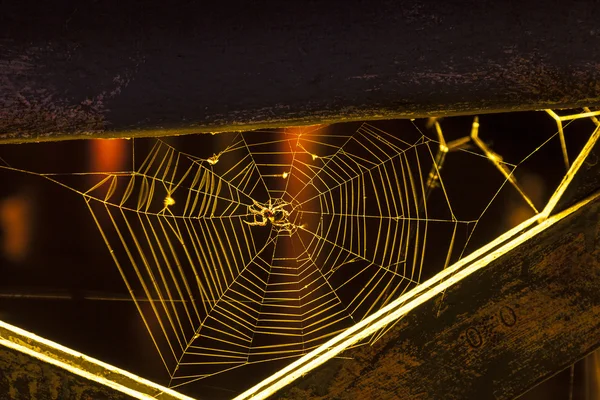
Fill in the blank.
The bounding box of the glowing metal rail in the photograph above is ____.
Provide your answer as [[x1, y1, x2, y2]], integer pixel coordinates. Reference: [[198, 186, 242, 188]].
[[0, 320, 194, 400]]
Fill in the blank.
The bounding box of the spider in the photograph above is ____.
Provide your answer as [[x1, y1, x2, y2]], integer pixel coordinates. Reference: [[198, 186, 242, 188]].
[[244, 199, 293, 231]]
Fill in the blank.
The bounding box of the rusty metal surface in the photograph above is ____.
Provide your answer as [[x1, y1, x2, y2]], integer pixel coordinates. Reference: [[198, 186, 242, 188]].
[[2, 0, 600, 143]]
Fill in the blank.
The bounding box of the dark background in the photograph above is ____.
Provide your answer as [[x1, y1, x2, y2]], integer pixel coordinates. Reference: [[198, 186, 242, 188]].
[[0, 111, 597, 399]]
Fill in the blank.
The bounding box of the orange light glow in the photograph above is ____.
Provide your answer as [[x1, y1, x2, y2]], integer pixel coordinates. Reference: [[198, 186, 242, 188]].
[[87, 139, 129, 198], [89, 139, 129, 173], [0, 193, 33, 263]]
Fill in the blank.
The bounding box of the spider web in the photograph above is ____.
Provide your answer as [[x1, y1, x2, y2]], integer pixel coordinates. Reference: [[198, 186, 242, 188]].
[[82, 122, 467, 386], [1, 109, 599, 395]]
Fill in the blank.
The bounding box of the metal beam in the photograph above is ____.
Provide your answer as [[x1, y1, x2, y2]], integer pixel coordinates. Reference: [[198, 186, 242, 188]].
[[2, 0, 600, 143], [0, 320, 194, 400], [0, 346, 135, 400]]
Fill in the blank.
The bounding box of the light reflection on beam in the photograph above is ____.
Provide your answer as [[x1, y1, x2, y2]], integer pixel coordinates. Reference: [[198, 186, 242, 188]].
[[0, 320, 195, 400]]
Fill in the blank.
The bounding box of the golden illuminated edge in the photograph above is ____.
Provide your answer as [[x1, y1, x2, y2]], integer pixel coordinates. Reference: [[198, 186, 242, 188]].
[[0, 123, 597, 400], [0, 321, 195, 400]]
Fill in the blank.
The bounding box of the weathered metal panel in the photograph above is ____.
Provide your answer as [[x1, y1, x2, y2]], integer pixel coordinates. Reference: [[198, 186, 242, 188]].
[[2, 0, 600, 143]]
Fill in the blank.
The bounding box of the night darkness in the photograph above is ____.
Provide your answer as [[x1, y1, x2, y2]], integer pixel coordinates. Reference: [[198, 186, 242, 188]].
[[1, 111, 597, 399]]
